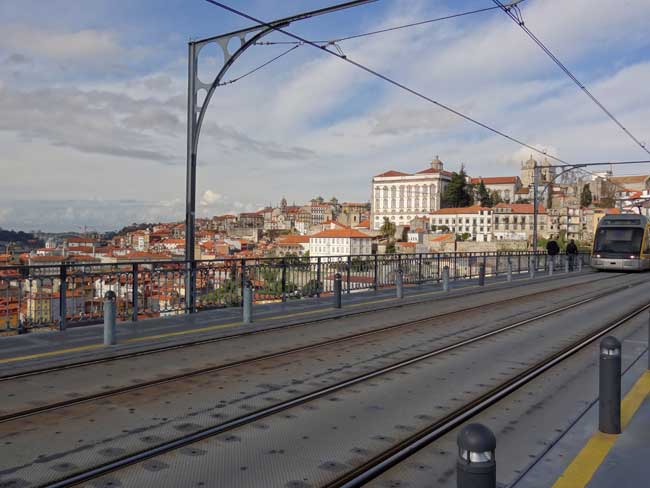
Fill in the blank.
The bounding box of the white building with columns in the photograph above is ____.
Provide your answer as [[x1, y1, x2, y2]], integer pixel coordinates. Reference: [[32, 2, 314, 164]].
[[371, 156, 452, 231]]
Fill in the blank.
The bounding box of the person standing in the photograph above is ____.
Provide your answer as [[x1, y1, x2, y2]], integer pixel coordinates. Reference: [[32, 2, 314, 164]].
[[546, 238, 560, 267], [566, 239, 579, 271]]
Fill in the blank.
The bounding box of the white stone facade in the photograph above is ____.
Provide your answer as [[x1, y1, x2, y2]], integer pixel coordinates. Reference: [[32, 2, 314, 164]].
[[371, 156, 452, 231]]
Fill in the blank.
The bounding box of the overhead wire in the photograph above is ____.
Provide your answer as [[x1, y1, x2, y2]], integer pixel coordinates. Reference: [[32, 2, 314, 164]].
[[253, 4, 504, 46], [217, 44, 302, 86], [492, 0, 650, 158], [204, 0, 570, 168]]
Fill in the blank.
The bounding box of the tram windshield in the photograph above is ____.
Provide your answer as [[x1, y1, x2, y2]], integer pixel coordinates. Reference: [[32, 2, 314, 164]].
[[594, 227, 644, 254]]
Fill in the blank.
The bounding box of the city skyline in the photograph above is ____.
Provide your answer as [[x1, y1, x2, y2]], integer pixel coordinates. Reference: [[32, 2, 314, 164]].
[[1, 0, 650, 231]]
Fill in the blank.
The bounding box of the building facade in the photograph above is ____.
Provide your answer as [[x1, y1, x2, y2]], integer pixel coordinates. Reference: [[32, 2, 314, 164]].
[[309, 228, 372, 258], [371, 156, 452, 231]]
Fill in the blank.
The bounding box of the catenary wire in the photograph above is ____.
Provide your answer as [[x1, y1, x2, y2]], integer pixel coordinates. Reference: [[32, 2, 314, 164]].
[[492, 0, 650, 158], [204, 0, 570, 168], [253, 4, 506, 46], [217, 44, 302, 86]]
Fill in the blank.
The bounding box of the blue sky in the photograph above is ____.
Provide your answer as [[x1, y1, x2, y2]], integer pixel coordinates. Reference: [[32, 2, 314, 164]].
[[1, 0, 649, 231]]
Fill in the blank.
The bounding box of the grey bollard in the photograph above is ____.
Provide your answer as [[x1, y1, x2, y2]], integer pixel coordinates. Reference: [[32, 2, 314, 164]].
[[243, 280, 253, 324], [529, 256, 536, 279], [457, 423, 496, 488], [599, 336, 622, 434], [396, 268, 404, 299], [103, 290, 117, 346], [442, 265, 450, 292], [478, 263, 485, 286], [506, 259, 513, 282], [565, 256, 570, 273], [578, 256, 583, 272], [548, 258, 554, 276], [334, 273, 342, 308]]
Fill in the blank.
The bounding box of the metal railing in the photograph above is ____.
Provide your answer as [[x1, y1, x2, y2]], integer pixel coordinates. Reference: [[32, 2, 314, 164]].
[[0, 251, 590, 333]]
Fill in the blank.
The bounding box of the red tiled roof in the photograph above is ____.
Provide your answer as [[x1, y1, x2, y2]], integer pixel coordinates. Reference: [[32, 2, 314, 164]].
[[430, 205, 489, 215], [470, 176, 518, 185], [375, 170, 410, 177], [397, 242, 417, 247], [515, 188, 530, 194], [356, 219, 370, 228], [431, 233, 455, 242], [278, 235, 310, 244], [311, 228, 371, 239]]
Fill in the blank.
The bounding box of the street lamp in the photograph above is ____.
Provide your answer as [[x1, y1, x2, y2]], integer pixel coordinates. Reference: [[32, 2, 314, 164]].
[[183, 0, 376, 312]]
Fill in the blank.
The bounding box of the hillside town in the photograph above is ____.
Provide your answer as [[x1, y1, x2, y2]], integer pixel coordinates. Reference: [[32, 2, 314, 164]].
[[2, 155, 649, 268], [2, 155, 649, 329]]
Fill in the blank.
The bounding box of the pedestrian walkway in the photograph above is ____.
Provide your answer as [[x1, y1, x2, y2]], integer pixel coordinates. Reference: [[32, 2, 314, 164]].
[[0, 269, 591, 375]]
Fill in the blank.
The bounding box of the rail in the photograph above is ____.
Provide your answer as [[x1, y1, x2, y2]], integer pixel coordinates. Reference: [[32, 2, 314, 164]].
[[0, 251, 590, 333]]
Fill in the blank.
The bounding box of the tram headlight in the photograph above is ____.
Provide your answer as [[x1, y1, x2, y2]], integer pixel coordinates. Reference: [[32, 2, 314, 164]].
[[594, 254, 601, 258], [630, 255, 637, 259]]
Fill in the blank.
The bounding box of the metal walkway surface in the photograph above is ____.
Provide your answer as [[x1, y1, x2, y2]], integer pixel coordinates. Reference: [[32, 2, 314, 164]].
[[0, 270, 646, 488], [0, 269, 588, 374]]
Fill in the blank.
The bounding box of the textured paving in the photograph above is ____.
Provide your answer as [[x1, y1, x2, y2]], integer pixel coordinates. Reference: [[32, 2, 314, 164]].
[[7, 275, 639, 488]]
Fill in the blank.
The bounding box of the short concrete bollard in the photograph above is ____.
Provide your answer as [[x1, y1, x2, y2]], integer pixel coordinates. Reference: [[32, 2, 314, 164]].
[[334, 273, 342, 308], [457, 423, 496, 488], [599, 336, 622, 434], [243, 280, 253, 324], [103, 290, 117, 346], [506, 259, 513, 283], [548, 259, 554, 276], [442, 265, 450, 292], [578, 256, 583, 272], [395, 268, 404, 299], [565, 256, 570, 273], [478, 263, 486, 286]]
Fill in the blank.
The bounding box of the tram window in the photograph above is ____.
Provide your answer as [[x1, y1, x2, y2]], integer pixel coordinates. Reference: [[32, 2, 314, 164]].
[[594, 227, 644, 254]]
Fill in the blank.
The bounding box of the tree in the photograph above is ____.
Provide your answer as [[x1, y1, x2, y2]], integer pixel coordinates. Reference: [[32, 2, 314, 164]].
[[580, 183, 593, 207], [490, 190, 503, 206], [442, 166, 474, 208], [476, 181, 493, 207], [379, 217, 397, 241]]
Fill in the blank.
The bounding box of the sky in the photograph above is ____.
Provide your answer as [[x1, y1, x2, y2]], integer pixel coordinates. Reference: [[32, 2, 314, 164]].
[[1, 0, 649, 232]]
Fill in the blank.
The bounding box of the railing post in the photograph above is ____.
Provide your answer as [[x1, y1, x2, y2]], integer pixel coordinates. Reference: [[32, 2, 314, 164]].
[[518, 253, 521, 274], [478, 262, 485, 286], [347, 255, 351, 294], [103, 290, 117, 346], [373, 254, 379, 290], [281, 257, 287, 302], [529, 255, 536, 279], [395, 268, 404, 299], [186, 261, 197, 314], [316, 257, 322, 298], [599, 336, 622, 434], [241, 258, 246, 304], [334, 272, 342, 308], [442, 265, 450, 292], [456, 423, 496, 488], [418, 253, 423, 284], [507, 258, 513, 282], [243, 280, 253, 324], [565, 255, 570, 273], [495, 252, 499, 277], [131, 263, 139, 322], [59, 265, 67, 331], [548, 258, 554, 276], [437, 254, 441, 283], [578, 255, 583, 272]]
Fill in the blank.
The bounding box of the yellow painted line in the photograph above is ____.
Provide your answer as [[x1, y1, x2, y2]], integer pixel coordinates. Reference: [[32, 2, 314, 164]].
[[552, 370, 650, 488], [0, 344, 104, 365]]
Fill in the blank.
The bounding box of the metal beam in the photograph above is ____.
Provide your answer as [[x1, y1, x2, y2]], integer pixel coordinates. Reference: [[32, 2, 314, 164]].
[[184, 0, 377, 312]]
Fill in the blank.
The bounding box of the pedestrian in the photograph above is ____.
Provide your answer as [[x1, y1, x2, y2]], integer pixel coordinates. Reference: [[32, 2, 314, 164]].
[[546, 238, 560, 267], [566, 239, 579, 271]]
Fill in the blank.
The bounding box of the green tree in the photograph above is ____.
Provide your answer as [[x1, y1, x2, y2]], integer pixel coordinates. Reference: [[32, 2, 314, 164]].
[[490, 190, 503, 206], [386, 242, 396, 253], [379, 217, 397, 241], [442, 166, 474, 208], [580, 184, 593, 207], [476, 181, 493, 207]]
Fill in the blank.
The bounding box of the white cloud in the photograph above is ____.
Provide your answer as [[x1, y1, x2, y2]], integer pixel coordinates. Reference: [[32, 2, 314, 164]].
[[0, 25, 124, 62], [200, 190, 223, 206]]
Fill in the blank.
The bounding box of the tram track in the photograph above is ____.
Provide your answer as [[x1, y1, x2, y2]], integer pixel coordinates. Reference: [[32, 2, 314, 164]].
[[34, 276, 647, 488], [0, 271, 616, 383], [328, 302, 650, 488], [0, 273, 629, 425]]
